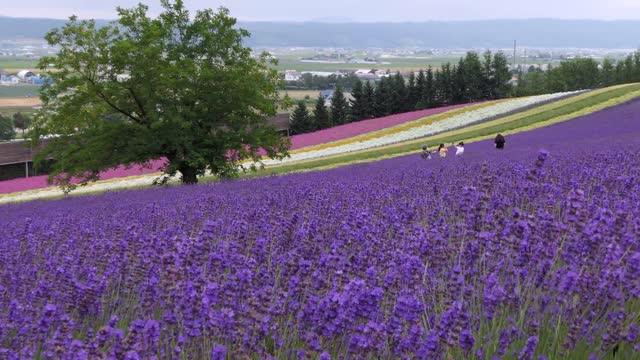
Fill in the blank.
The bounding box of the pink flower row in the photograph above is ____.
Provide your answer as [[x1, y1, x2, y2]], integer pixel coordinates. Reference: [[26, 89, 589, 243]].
[[0, 103, 471, 194], [0, 161, 166, 195]]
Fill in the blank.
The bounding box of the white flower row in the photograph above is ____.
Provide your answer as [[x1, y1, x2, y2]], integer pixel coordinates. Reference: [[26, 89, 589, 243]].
[[256, 91, 584, 166]]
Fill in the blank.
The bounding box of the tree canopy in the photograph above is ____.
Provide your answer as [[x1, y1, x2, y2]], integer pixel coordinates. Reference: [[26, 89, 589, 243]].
[[0, 115, 16, 141], [31, 0, 290, 188]]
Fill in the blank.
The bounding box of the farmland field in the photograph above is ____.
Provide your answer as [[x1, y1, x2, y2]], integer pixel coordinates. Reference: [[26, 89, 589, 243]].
[[0, 85, 41, 98], [0, 107, 38, 117], [0, 97, 41, 108], [0, 96, 639, 358], [281, 89, 323, 100], [0, 59, 40, 72], [273, 55, 559, 72]]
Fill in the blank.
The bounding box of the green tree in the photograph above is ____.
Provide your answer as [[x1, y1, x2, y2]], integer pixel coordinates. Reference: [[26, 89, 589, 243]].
[[362, 81, 375, 119], [389, 72, 406, 114], [601, 58, 615, 87], [453, 61, 466, 104], [424, 66, 435, 108], [349, 80, 368, 122], [482, 51, 495, 99], [462, 52, 485, 102], [373, 77, 390, 117], [330, 85, 349, 126], [289, 101, 314, 135], [0, 115, 16, 141], [414, 70, 427, 109], [547, 58, 600, 92], [30, 1, 289, 188], [313, 94, 331, 130], [435, 64, 454, 106], [406, 72, 418, 111], [12, 112, 32, 135], [492, 51, 513, 98]]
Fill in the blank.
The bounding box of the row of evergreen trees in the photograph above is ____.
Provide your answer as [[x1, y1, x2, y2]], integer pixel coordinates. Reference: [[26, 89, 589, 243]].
[[514, 51, 640, 96], [289, 50, 640, 135], [290, 51, 512, 134]]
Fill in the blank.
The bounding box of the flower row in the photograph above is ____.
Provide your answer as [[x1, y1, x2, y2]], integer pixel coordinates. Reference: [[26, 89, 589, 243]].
[[259, 91, 584, 166]]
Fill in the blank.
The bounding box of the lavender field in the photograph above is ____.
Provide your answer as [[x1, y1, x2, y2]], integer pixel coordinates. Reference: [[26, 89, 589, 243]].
[[1, 99, 640, 359]]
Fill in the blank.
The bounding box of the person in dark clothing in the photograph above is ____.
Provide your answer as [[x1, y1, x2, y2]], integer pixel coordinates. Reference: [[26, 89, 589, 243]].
[[495, 134, 506, 149], [421, 145, 432, 159]]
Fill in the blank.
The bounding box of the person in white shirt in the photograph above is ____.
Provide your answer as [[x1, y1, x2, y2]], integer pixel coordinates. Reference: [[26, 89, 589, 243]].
[[455, 141, 465, 156]]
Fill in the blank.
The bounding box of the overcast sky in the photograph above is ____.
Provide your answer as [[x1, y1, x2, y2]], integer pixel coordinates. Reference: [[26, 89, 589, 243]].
[[3, 0, 640, 21]]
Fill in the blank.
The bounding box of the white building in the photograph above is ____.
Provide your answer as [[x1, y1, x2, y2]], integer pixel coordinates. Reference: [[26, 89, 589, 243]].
[[284, 70, 300, 81], [17, 70, 36, 80]]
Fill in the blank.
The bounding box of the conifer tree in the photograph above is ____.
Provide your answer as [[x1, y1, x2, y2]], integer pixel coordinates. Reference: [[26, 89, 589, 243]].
[[406, 72, 418, 111], [349, 80, 368, 122], [493, 51, 512, 98], [390, 72, 406, 114], [373, 77, 390, 117], [424, 66, 435, 108], [289, 100, 313, 135], [362, 81, 375, 119], [414, 70, 427, 109], [313, 94, 331, 130], [330, 85, 349, 126]]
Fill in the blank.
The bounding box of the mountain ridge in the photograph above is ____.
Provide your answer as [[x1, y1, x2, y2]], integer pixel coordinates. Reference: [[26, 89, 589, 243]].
[[1, 17, 638, 49]]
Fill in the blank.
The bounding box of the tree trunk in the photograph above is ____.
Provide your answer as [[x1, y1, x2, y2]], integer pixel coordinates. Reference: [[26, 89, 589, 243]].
[[179, 165, 198, 185]]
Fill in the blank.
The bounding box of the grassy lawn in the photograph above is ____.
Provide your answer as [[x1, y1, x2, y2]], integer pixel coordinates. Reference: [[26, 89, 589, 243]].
[[0, 58, 40, 71], [0, 85, 41, 98], [0, 107, 38, 116], [245, 84, 640, 177]]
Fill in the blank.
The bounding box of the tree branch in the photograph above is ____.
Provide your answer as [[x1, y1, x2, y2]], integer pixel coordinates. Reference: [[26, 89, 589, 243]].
[[81, 72, 144, 124]]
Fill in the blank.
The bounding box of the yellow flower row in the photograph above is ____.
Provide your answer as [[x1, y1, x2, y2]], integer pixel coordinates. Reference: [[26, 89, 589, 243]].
[[290, 100, 505, 155]]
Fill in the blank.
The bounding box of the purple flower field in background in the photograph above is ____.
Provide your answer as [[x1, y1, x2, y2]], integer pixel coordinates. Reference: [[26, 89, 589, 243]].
[[1, 99, 640, 358]]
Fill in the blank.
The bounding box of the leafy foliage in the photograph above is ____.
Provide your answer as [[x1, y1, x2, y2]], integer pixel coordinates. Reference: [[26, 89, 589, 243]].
[[12, 112, 32, 134], [31, 0, 290, 189], [0, 114, 16, 141]]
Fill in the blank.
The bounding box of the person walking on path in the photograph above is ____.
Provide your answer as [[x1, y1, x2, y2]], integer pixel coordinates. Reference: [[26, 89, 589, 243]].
[[438, 143, 448, 158], [495, 134, 506, 149], [455, 141, 465, 156]]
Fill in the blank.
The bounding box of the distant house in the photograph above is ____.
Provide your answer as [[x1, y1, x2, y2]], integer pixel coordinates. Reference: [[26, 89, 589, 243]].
[[17, 70, 36, 81], [300, 71, 338, 77], [284, 70, 300, 81], [29, 76, 53, 85], [355, 69, 389, 81], [320, 89, 334, 106], [267, 112, 291, 136]]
